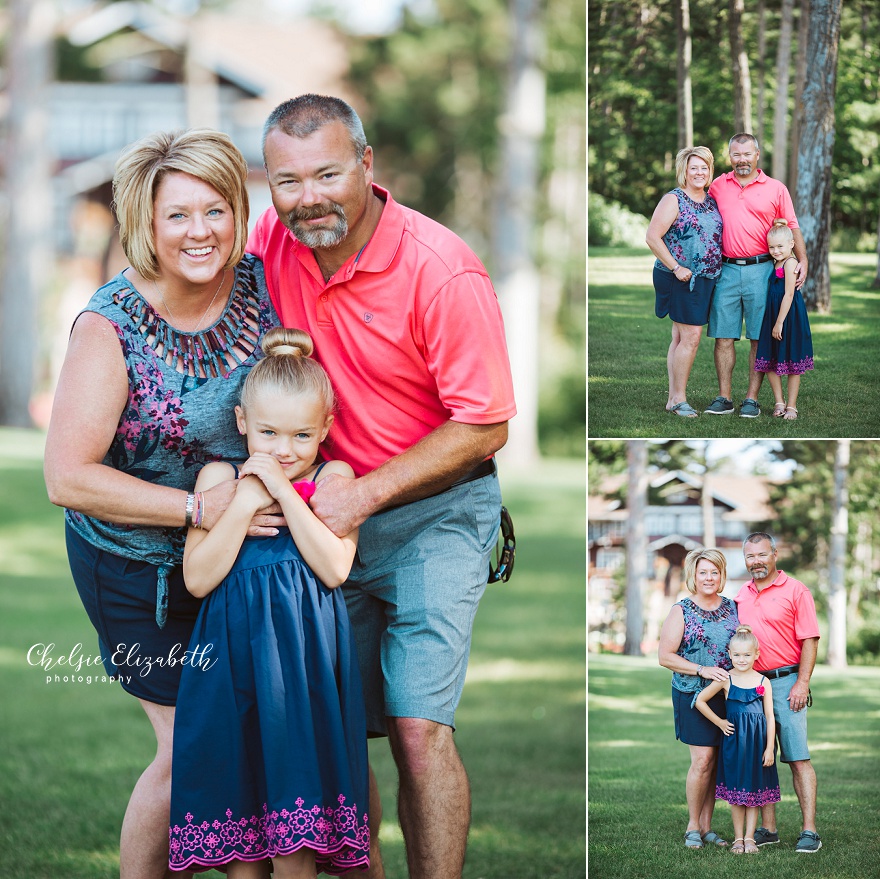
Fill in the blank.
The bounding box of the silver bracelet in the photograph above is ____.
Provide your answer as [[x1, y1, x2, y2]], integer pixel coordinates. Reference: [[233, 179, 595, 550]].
[[185, 492, 195, 528], [696, 665, 704, 678]]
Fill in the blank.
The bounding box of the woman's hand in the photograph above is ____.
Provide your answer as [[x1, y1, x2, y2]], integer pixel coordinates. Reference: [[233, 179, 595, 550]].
[[673, 264, 693, 283], [701, 666, 730, 682], [773, 323, 783, 340], [239, 453, 297, 503]]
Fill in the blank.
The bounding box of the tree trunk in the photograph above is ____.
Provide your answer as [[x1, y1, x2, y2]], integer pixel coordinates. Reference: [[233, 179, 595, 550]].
[[794, 0, 843, 314], [624, 441, 648, 656], [0, 0, 54, 426], [788, 0, 811, 201], [492, 0, 543, 467], [827, 439, 849, 668], [700, 442, 715, 548], [755, 0, 767, 153], [676, 0, 694, 150], [772, 0, 796, 181], [728, 0, 753, 133], [873, 192, 880, 288]]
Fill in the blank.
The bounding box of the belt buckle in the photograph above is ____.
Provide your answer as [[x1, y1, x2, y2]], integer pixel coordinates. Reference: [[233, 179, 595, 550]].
[[736, 259, 747, 265]]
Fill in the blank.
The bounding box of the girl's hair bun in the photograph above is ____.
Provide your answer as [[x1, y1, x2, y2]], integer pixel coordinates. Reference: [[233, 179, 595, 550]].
[[262, 327, 314, 358], [772, 218, 790, 228], [736, 624, 753, 635]]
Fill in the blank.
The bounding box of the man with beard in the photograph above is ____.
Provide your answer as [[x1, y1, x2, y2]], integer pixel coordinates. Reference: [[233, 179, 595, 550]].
[[734, 532, 822, 853], [247, 94, 516, 879], [703, 133, 808, 418]]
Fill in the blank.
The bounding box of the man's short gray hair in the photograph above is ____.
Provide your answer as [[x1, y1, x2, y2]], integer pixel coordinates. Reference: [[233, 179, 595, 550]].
[[743, 531, 777, 552], [729, 132, 760, 152], [262, 94, 368, 163]]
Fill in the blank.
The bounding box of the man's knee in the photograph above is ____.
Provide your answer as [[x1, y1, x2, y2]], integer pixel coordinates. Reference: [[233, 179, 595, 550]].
[[387, 717, 455, 775], [789, 758, 815, 777]]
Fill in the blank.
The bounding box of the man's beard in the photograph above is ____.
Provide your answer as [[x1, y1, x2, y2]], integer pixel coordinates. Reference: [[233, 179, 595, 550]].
[[285, 203, 349, 248], [735, 163, 753, 176]]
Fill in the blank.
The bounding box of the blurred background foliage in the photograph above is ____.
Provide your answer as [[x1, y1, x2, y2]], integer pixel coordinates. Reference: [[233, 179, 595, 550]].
[[588, 0, 880, 254]]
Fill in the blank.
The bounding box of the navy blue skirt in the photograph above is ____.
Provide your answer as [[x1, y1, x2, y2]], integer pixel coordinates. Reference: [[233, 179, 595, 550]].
[[66, 523, 202, 705], [654, 267, 716, 326], [673, 686, 727, 747]]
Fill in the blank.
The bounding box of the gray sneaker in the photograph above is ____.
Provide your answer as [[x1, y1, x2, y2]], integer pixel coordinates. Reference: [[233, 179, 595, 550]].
[[739, 398, 761, 418], [753, 827, 780, 846], [796, 830, 822, 853], [704, 396, 734, 415]]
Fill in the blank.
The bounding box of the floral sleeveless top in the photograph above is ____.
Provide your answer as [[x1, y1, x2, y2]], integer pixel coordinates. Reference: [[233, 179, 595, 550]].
[[671, 596, 739, 695], [654, 188, 723, 289], [65, 256, 278, 622]]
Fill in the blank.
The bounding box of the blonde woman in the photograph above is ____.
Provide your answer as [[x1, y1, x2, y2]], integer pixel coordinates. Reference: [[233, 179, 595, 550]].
[[45, 129, 280, 878], [658, 548, 739, 848], [646, 146, 723, 416]]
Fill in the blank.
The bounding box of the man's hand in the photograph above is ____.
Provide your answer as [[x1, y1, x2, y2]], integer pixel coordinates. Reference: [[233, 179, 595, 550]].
[[794, 261, 808, 290], [789, 679, 810, 712], [310, 474, 372, 537]]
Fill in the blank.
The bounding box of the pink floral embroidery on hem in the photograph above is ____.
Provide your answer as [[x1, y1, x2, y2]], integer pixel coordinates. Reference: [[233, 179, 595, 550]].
[[715, 782, 781, 807], [169, 799, 369, 872]]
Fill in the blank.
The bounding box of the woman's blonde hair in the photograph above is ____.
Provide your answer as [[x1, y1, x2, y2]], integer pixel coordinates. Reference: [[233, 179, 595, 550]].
[[683, 548, 727, 594], [728, 624, 760, 652], [767, 218, 794, 245], [675, 146, 715, 189], [241, 327, 336, 415], [113, 129, 250, 281]]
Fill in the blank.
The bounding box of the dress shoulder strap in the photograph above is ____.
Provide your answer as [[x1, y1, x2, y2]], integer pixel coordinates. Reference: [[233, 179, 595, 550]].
[[313, 461, 329, 480]]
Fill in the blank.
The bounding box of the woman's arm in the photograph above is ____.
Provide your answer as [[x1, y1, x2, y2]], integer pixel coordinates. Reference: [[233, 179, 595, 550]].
[[761, 678, 776, 766], [44, 313, 239, 530], [646, 193, 691, 281], [772, 258, 798, 340], [240, 455, 358, 588], [183, 463, 273, 597], [695, 680, 735, 735], [657, 606, 729, 680]]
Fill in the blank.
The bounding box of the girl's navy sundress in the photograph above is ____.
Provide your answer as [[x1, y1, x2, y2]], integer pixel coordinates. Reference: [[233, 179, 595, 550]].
[[754, 258, 814, 375], [715, 680, 781, 807], [169, 498, 370, 874]]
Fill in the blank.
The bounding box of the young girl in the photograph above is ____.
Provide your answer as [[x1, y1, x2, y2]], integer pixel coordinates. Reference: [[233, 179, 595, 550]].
[[695, 625, 781, 855], [168, 328, 369, 877], [754, 219, 814, 420]]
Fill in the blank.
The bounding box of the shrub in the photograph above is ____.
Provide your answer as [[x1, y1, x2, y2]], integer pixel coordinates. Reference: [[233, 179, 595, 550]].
[[588, 192, 650, 247]]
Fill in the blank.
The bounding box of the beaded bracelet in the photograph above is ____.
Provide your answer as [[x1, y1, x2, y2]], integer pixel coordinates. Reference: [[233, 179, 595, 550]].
[[193, 491, 204, 529]]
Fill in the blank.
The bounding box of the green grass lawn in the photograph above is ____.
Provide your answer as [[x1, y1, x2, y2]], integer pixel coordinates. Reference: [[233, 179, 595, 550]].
[[0, 429, 586, 878], [588, 248, 880, 438], [588, 653, 880, 879]]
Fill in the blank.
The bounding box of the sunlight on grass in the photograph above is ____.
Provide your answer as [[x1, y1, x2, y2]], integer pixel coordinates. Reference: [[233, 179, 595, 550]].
[[0, 646, 24, 666], [378, 821, 404, 842], [466, 658, 582, 684], [597, 740, 642, 748], [0, 428, 46, 461], [0, 531, 68, 577], [589, 693, 668, 714]]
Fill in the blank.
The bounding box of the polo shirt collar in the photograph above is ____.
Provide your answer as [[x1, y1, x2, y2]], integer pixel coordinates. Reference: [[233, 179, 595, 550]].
[[744, 569, 789, 593], [723, 168, 768, 186], [285, 183, 403, 280]]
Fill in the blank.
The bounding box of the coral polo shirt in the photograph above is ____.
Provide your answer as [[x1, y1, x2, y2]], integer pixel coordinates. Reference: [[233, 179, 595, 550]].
[[708, 170, 799, 259], [247, 185, 516, 476], [734, 570, 820, 672]]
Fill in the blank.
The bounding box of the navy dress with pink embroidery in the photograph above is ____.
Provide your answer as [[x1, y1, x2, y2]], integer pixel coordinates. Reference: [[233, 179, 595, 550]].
[[168, 477, 370, 874], [715, 679, 781, 807]]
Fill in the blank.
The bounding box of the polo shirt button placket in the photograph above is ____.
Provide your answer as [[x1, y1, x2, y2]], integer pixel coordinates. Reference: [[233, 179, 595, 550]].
[[317, 292, 332, 326]]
